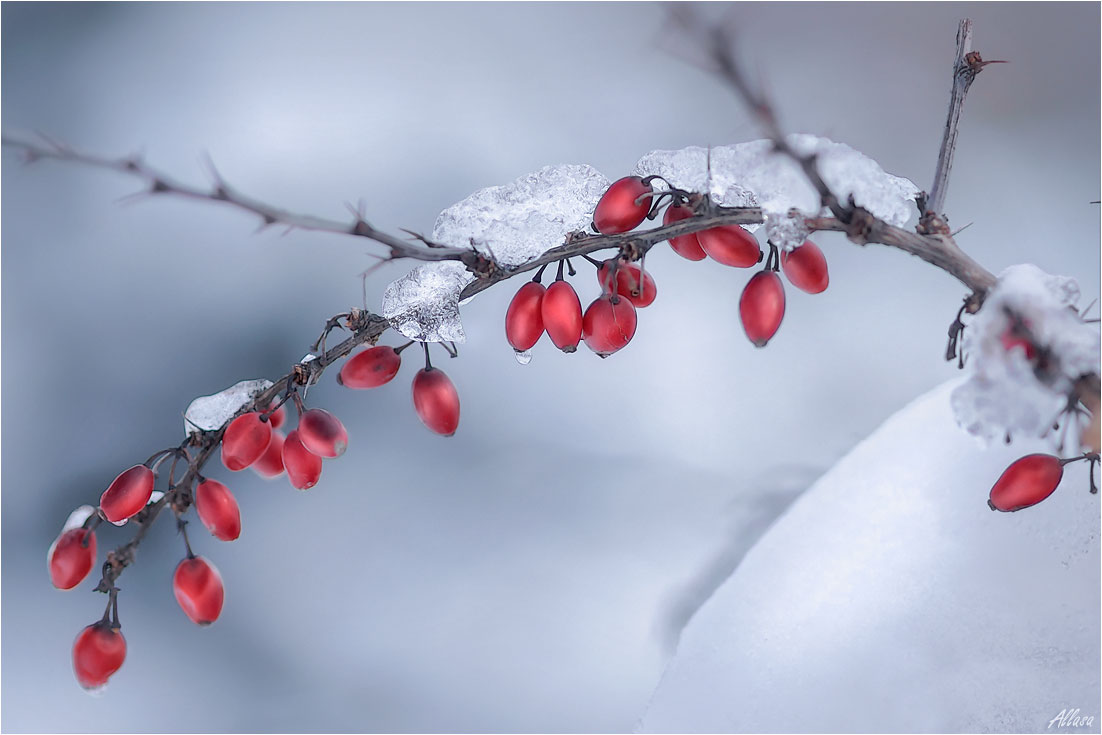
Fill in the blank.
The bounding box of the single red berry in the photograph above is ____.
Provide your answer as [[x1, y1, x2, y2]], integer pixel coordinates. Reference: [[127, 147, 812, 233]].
[[412, 367, 460, 436], [72, 621, 126, 690], [541, 281, 583, 353], [698, 224, 761, 268], [282, 430, 323, 490], [298, 408, 349, 458], [1000, 329, 1037, 360], [195, 479, 241, 542], [252, 429, 286, 479], [173, 556, 225, 626], [780, 240, 829, 294], [593, 176, 652, 234], [988, 454, 1064, 512], [505, 281, 546, 352], [740, 271, 786, 347], [221, 412, 273, 472], [597, 260, 657, 308], [339, 345, 402, 389], [266, 402, 287, 430], [99, 465, 155, 524], [48, 528, 97, 590], [582, 294, 638, 357], [663, 201, 707, 261]]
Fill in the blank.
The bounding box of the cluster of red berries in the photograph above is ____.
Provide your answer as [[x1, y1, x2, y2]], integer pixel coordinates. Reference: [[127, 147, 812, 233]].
[[52, 329, 469, 690], [505, 175, 832, 357], [987, 452, 1098, 512]]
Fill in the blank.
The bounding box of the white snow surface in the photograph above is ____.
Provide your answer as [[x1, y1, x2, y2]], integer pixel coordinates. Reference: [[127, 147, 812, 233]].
[[640, 380, 1100, 734], [632, 135, 920, 232], [952, 264, 1100, 445], [382, 164, 610, 343], [183, 378, 274, 437]]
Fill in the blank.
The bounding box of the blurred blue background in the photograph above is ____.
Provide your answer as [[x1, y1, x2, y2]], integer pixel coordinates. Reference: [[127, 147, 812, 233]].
[[2, 3, 1098, 732]]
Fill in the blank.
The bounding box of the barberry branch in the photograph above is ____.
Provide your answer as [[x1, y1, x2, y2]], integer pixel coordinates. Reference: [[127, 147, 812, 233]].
[[679, 11, 998, 297], [92, 309, 391, 594]]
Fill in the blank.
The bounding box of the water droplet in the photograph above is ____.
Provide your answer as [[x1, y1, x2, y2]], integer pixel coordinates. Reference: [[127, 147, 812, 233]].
[[513, 349, 532, 365]]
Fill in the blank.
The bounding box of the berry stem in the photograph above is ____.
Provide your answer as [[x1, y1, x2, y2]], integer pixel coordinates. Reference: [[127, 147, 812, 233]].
[[177, 517, 195, 560], [393, 340, 416, 355], [422, 342, 433, 371], [555, 259, 565, 282], [565, 258, 576, 277], [532, 263, 550, 283]]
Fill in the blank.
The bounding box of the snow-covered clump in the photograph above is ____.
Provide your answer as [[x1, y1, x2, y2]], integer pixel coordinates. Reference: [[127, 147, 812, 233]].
[[639, 380, 1099, 733], [183, 379, 274, 437], [632, 135, 919, 233], [381, 164, 610, 343], [952, 264, 1099, 444]]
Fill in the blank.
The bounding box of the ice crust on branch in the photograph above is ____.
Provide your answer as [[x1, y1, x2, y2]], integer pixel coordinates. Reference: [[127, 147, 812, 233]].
[[951, 264, 1100, 444], [382, 261, 473, 343], [382, 164, 610, 343], [632, 135, 920, 235], [183, 379, 275, 437]]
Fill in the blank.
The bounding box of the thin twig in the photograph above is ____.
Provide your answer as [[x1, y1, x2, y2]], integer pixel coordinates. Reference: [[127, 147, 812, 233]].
[[927, 20, 1004, 217]]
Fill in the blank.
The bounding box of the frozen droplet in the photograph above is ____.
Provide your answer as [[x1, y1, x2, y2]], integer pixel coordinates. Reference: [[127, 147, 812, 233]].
[[110, 518, 128, 528], [184, 379, 274, 437], [633, 136, 919, 229], [514, 349, 533, 365]]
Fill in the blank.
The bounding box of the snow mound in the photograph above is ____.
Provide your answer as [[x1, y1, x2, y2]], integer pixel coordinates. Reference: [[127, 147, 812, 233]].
[[381, 164, 610, 343], [952, 264, 1100, 445], [632, 136, 919, 234], [640, 380, 1100, 733], [183, 379, 273, 437]]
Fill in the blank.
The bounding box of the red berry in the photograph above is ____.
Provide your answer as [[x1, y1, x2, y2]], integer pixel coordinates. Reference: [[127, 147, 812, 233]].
[[1000, 329, 1037, 360], [339, 345, 402, 389], [195, 479, 241, 542], [173, 556, 224, 626], [698, 224, 760, 268], [593, 176, 652, 234], [72, 621, 126, 690], [663, 202, 707, 261], [99, 465, 155, 523], [988, 454, 1064, 512], [740, 271, 786, 347], [49, 528, 97, 590], [298, 408, 349, 458], [412, 367, 460, 436], [597, 260, 657, 308], [780, 240, 829, 294], [282, 430, 323, 490], [221, 412, 273, 472], [582, 294, 638, 357], [266, 402, 287, 430], [505, 281, 546, 352], [252, 429, 286, 479], [541, 281, 583, 353]]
